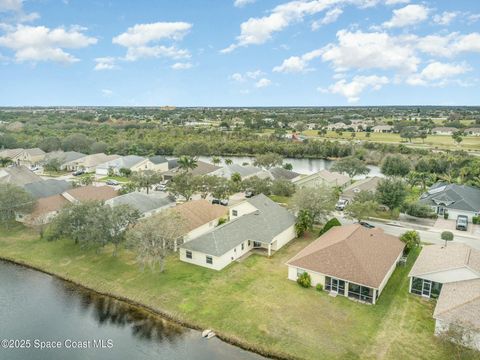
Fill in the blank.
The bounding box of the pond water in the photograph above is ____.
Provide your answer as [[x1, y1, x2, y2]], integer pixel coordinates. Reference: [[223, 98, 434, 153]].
[[0, 260, 266, 360], [197, 155, 382, 178]]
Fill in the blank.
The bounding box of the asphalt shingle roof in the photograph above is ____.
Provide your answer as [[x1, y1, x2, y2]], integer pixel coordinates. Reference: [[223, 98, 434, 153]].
[[149, 155, 169, 165], [24, 179, 72, 199], [419, 183, 480, 212], [0, 166, 42, 186], [106, 192, 174, 214], [181, 194, 295, 256]]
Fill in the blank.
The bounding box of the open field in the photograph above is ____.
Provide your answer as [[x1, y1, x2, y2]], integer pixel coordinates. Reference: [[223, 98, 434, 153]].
[[0, 225, 478, 360], [300, 130, 480, 150]]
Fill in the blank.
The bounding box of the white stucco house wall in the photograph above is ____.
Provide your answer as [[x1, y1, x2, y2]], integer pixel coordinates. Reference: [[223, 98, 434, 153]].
[[179, 194, 296, 270]]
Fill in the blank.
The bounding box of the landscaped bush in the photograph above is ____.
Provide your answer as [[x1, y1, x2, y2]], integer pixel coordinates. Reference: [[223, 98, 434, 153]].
[[319, 218, 341, 236], [316, 283, 323, 292], [297, 272, 311, 288], [473, 216, 479, 225], [444, 211, 449, 219], [402, 202, 437, 219]]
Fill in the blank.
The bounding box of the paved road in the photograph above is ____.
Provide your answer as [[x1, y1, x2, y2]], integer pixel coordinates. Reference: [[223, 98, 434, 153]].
[[338, 215, 480, 250]]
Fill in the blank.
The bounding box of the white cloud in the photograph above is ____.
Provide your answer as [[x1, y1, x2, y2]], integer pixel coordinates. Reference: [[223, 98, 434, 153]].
[[101, 89, 113, 97], [221, 0, 344, 53], [325, 75, 389, 102], [0, 0, 39, 23], [384, 0, 409, 5], [171, 62, 192, 70], [255, 78, 271, 88], [94, 57, 117, 71], [414, 32, 480, 57], [383, 4, 429, 28], [234, 0, 255, 8], [246, 69, 264, 79], [0, 25, 97, 63], [312, 7, 343, 30], [273, 48, 322, 73], [321, 29, 419, 73], [113, 22, 192, 61], [433, 11, 458, 26], [406, 61, 471, 86], [231, 72, 245, 82]]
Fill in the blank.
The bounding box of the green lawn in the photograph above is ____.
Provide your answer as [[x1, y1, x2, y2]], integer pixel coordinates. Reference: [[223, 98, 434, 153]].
[[0, 225, 478, 360], [98, 176, 131, 183], [301, 130, 480, 151]]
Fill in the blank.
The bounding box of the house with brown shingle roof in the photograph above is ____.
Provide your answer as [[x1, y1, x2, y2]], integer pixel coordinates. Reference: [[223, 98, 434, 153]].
[[16, 194, 69, 226], [173, 199, 228, 242], [287, 224, 404, 304], [408, 243, 480, 350], [62, 185, 118, 203], [292, 169, 350, 189]]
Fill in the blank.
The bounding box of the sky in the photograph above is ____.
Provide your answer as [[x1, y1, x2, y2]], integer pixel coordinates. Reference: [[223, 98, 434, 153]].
[[0, 0, 479, 106]]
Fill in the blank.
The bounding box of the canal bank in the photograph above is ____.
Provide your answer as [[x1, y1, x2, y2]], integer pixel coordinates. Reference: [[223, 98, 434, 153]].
[[0, 255, 288, 360]]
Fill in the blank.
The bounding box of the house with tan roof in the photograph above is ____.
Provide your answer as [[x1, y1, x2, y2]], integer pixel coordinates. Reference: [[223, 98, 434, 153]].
[[372, 125, 394, 133], [0, 165, 42, 186], [95, 155, 156, 176], [173, 199, 228, 243], [408, 243, 480, 350], [0, 148, 24, 160], [431, 127, 458, 135], [11, 148, 46, 167], [63, 153, 120, 172], [287, 224, 404, 304], [292, 169, 350, 189], [465, 127, 480, 136], [340, 176, 382, 202], [16, 194, 69, 226], [62, 185, 118, 203]]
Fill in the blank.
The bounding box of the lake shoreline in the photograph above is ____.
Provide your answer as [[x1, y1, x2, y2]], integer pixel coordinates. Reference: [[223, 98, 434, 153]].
[[0, 255, 292, 360]]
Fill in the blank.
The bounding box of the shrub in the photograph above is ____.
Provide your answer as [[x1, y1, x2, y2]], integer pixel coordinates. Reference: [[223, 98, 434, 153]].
[[319, 218, 341, 236], [402, 202, 437, 219], [441, 231, 454, 241], [271, 178, 296, 197], [316, 283, 323, 292], [297, 272, 311, 288], [217, 217, 228, 226], [444, 211, 449, 219], [400, 230, 421, 253], [473, 216, 479, 225]]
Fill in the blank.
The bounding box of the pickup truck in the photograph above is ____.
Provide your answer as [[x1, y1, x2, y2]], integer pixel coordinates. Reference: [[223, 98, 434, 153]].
[[456, 215, 468, 231]]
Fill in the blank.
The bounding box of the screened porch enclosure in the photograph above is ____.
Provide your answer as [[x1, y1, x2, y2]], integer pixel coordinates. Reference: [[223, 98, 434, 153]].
[[410, 277, 442, 299], [325, 276, 376, 304]]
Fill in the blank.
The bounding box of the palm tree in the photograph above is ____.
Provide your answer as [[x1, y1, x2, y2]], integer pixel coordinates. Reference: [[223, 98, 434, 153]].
[[0, 157, 13, 167], [178, 156, 198, 172], [406, 172, 419, 189], [224, 158, 233, 166], [211, 156, 221, 166]]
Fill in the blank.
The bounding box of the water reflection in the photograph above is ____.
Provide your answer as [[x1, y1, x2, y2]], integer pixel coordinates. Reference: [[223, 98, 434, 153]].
[[55, 279, 186, 344]]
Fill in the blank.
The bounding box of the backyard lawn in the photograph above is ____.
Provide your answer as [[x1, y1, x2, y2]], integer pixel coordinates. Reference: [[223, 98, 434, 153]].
[[0, 225, 478, 359]]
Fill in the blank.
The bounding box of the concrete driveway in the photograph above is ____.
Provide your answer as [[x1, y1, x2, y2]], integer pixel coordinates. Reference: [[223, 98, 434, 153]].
[[434, 218, 480, 238]]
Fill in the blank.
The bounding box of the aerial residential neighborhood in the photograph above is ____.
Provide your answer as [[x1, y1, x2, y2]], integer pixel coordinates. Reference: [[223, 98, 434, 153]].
[[1, 0, 480, 359]]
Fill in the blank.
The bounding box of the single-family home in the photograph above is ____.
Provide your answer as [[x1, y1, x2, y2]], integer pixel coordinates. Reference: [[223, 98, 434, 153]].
[[42, 151, 86, 170], [327, 122, 347, 131], [419, 183, 480, 221], [431, 127, 458, 136], [16, 194, 69, 226], [62, 185, 118, 203], [162, 160, 220, 180], [293, 169, 350, 189], [267, 167, 300, 181], [372, 125, 394, 133], [105, 191, 175, 218], [23, 179, 72, 199], [11, 148, 46, 167], [465, 128, 480, 136], [287, 224, 404, 304], [408, 243, 480, 350], [63, 153, 120, 172], [95, 155, 155, 176], [180, 194, 296, 270], [0, 166, 42, 186], [340, 176, 382, 202], [149, 155, 170, 172], [173, 199, 228, 243], [210, 164, 270, 180], [0, 148, 24, 161]]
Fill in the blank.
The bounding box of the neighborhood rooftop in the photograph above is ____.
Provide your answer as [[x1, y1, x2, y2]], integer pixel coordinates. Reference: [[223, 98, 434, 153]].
[[24, 179, 72, 199], [419, 183, 480, 213], [0, 166, 42, 186], [287, 224, 405, 289], [172, 199, 228, 233], [64, 185, 118, 202], [181, 194, 295, 256], [105, 192, 174, 214]]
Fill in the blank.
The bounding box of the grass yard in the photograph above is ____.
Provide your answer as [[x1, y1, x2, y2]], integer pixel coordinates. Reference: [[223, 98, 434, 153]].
[[301, 130, 480, 151], [98, 175, 131, 183], [0, 225, 478, 360]]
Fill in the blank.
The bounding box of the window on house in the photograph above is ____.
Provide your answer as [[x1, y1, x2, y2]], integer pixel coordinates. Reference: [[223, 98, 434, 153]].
[[232, 210, 238, 216], [248, 240, 251, 246], [241, 243, 244, 250], [186, 251, 192, 259], [297, 268, 305, 277], [206, 256, 213, 264]]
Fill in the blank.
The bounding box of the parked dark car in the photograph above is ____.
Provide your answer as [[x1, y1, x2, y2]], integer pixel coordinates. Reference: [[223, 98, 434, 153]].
[[358, 221, 375, 229], [456, 215, 468, 231], [72, 169, 85, 176], [212, 198, 229, 206], [106, 179, 119, 186]]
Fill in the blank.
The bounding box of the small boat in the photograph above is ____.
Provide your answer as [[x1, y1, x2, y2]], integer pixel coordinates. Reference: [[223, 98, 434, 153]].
[[206, 331, 216, 339], [202, 329, 212, 338]]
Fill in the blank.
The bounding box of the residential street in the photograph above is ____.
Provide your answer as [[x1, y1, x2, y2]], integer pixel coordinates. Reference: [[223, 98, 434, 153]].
[[338, 215, 480, 250]]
